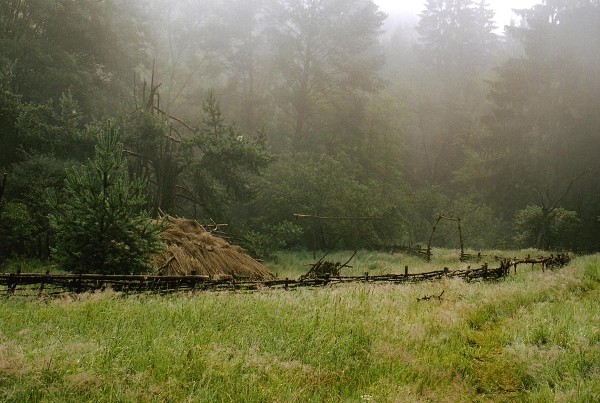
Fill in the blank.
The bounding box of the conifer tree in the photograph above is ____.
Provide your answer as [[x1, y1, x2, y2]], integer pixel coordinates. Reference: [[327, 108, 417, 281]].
[[49, 126, 163, 274], [183, 90, 272, 220], [417, 0, 497, 79]]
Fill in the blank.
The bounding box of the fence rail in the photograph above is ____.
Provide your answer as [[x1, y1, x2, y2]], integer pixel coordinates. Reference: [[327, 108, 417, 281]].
[[0, 254, 570, 298]]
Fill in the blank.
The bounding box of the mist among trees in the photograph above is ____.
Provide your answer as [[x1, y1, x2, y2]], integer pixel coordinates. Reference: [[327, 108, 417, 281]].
[[1, 0, 599, 265]]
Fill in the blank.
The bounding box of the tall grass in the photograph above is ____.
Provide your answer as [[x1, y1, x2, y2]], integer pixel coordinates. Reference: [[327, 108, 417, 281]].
[[1, 253, 598, 402]]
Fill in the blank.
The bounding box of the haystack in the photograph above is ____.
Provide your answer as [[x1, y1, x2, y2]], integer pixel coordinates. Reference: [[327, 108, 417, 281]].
[[153, 216, 275, 280]]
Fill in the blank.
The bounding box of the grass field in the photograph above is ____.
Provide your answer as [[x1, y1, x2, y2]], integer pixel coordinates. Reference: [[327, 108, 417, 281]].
[[1, 251, 599, 402]]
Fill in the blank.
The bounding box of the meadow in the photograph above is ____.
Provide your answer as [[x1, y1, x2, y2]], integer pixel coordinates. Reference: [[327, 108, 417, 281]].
[[1, 250, 599, 402]]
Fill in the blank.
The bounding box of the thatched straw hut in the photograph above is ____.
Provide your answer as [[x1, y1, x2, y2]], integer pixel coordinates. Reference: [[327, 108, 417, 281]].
[[153, 216, 275, 280]]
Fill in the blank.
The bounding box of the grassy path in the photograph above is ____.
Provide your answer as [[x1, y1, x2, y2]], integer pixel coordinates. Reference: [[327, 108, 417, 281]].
[[1, 255, 599, 402], [461, 257, 600, 401]]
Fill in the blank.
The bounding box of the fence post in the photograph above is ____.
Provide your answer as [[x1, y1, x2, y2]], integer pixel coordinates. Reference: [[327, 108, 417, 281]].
[[7, 273, 14, 298], [404, 266, 409, 277], [38, 270, 50, 298], [77, 274, 83, 293]]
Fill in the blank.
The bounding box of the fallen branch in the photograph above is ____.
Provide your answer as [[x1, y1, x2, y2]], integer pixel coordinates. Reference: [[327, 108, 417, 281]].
[[417, 290, 445, 302]]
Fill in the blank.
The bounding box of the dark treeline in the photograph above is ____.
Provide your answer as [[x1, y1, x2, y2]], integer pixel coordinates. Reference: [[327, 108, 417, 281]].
[[1, 0, 599, 263]]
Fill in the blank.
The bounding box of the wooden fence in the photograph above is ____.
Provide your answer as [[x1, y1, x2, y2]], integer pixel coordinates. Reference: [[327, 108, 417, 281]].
[[0, 254, 570, 298]]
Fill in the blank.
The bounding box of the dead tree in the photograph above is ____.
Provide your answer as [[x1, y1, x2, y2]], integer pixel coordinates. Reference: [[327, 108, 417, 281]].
[[532, 169, 590, 249], [129, 64, 192, 217]]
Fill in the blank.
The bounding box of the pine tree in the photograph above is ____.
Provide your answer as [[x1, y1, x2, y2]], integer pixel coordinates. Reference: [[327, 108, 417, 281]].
[[49, 126, 163, 274], [417, 0, 497, 79], [182, 90, 272, 220]]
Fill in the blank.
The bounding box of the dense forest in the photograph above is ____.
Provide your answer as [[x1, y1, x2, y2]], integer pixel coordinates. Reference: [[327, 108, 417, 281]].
[[1, 0, 599, 267]]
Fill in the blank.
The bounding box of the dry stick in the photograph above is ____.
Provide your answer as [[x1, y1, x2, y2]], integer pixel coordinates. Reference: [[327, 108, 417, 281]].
[[152, 105, 195, 133], [293, 214, 381, 220], [417, 290, 445, 302], [457, 218, 465, 261], [300, 236, 344, 280], [426, 215, 442, 261], [313, 236, 343, 267], [133, 72, 137, 109], [340, 250, 357, 269]]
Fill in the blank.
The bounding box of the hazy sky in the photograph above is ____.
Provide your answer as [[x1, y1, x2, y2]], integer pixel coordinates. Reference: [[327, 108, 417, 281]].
[[375, 0, 540, 32]]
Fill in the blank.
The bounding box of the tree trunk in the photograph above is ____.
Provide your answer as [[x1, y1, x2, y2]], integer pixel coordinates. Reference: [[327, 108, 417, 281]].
[[0, 173, 7, 218]]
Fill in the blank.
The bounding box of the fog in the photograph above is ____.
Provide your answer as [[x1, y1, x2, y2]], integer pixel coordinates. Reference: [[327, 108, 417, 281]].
[[1, 0, 600, 254], [376, 0, 540, 33]]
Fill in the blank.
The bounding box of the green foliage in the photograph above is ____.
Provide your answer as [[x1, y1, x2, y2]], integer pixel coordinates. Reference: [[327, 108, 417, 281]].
[[15, 95, 93, 161], [240, 220, 303, 259], [420, 193, 511, 250], [2, 0, 600, 255], [474, 1, 600, 233], [0, 70, 22, 168], [0, 0, 148, 116], [123, 111, 171, 167], [122, 110, 180, 215], [514, 205, 581, 250], [182, 91, 272, 220], [4, 155, 78, 258], [0, 80, 93, 171], [0, 202, 37, 262], [49, 126, 163, 274], [269, 0, 386, 148], [417, 0, 498, 79], [250, 153, 410, 250]]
